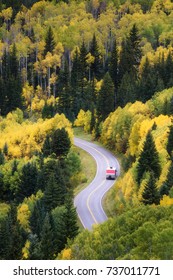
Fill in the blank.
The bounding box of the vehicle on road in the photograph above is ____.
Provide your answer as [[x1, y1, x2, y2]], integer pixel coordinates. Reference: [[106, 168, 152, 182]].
[[106, 166, 117, 180]]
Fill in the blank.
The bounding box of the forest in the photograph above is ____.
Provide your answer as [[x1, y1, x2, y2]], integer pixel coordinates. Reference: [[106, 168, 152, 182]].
[[0, 0, 173, 260]]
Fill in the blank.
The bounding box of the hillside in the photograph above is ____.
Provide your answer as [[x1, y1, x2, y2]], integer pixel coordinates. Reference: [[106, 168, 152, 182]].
[[0, 0, 173, 260]]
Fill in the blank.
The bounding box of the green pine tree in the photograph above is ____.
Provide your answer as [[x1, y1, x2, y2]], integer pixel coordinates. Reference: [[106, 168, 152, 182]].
[[129, 24, 142, 76], [44, 26, 55, 56], [109, 38, 118, 87], [71, 48, 82, 116], [166, 123, 173, 158], [30, 200, 46, 238], [3, 142, 8, 156], [8, 205, 23, 260], [51, 128, 71, 158], [51, 205, 67, 254], [97, 72, 115, 122], [136, 130, 161, 184], [28, 233, 42, 260], [89, 34, 102, 80], [79, 41, 88, 85], [0, 45, 22, 115], [42, 135, 52, 157], [64, 192, 79, 240], [0, 149, 5, 165], [17, 162, 38, 202], [117, 71, 137, 107], [118, 24, 141, 85], [0, 217, 11, 259], [141, 172, 160, 205], [160, 160, 173, 197], [40, 213, 55, 260], [43, 173, 64, 212], [138, 57, 157, 102], [164, 51, 173, 86], [58, 59, 72, 119]]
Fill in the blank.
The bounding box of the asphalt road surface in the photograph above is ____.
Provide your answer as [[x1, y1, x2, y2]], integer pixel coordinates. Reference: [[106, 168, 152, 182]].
[[74, 137, 120, 230]]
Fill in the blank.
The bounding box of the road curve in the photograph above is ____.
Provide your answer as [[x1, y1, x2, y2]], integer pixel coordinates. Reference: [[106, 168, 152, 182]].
[[74, 137, 120, 231]]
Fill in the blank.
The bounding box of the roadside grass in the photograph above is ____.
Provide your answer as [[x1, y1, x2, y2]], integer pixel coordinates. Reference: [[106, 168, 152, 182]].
[[73, 127, 93, 141], [73, 145, 96, 197]]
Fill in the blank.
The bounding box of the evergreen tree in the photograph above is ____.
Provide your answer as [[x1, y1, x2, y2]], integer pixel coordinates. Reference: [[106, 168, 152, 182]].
[[138, 57, 157, 102], [129, 24, 142, 75], [0, 205, 23, 260], [136, 130, 161, 184], [97, 72, 115, 122], [51, 206, 67, 254], [28, 233, 42, 260], [44, 26, 55, 56], [11, 159, 18, 175], [0, 171, 4, 199], [58, 59, 72, 119], [71, 48, 82, 116], [118, 24, 141, 86], [71, 48, 81, 89], [8, 205, 23, 259], [160, 160, 173, 197], [30, 200, 46, 238], [0, 45, 22, 115], [164, 51, 173, 86], [166, 123, 173, 158], [64, 192, 79, 240], [141, 172, 160, 205], [89, 34, 102, 80], [43, 173, 64, 212], [118, 38, 132, 83], [54, 161, 67, 200], [42, 102, 54, 119], [3, 142, 8, 156], [51, 128, 71, 158], [42, 135, 52, 157], [40, 213, 55, 259], [17, 162, 38, 202], [109, 38, 118, 103], [0, 217, 11, 259], [7, 44, 23, 113], [79, 41, 88, 86], [0, 149, 5, 165], [117, 71, 137, 107]]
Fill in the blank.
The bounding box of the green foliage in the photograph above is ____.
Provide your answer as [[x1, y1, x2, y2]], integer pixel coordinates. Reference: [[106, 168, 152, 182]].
[[42, 128, 71, 158], [30, 199, 46, 238], [44, 26, 55, 56], [63, 191, 79, 240], [1, 0, 173, 261], [0, 150, 5, 165], [89, 34, 102, 80], [166, 123, 173, 158], [60, 205, 173, 260], [160, 160, 173, 197], [0, 204, 23, 259], [141, 171, 160, 205], [39, 213, 55, 260], [43, 173, 65, 211], [51, 128, 71, 158], [97, 72, 115, 122], [136, 130, 161, 184], [0, 45, 23, 116], [17, 162, 38, 202]]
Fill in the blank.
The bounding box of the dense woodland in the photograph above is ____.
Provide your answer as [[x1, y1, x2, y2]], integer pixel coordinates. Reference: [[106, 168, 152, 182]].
[[1, 0, 173, 260]]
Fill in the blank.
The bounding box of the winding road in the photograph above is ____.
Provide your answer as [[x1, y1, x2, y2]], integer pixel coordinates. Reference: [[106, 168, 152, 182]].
[[74, 137, 120, 230]]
